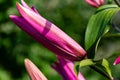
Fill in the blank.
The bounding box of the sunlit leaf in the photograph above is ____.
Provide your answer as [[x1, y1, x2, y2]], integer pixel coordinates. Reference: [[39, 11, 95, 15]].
[[79, 59, 95, 67], [101, 58, 113, 79], [89, 59, 113, 80]]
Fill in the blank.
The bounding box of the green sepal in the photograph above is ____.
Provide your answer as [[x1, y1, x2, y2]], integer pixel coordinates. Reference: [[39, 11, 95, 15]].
[[79, 58, 113, 79], [90, 59, 113, 80], [79, 59, 95, 67], [101, 58, 113, 79]]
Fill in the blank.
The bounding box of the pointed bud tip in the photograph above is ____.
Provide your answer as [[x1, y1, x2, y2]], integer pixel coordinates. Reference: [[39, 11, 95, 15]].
[[16, 2, 24, 10], [24, 58, 29, 63], [16, 2, 20, 6], [9, 15, 18, 21], [9, 15, 16, 18], [113, 63, 117, 65], [24, 58, 31, 67], [9, 15, 14, 19], [113, 56, 120, 65]]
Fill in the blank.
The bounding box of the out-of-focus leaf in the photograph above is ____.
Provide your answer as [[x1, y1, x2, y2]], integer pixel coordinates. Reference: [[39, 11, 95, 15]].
[[107, 0, 113, 4], [79, 59, 95, 67], [85, 5, 120, 51]]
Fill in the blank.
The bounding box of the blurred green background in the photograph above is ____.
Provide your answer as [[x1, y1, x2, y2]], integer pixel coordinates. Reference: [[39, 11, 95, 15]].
[[0, 0, 120, 80]]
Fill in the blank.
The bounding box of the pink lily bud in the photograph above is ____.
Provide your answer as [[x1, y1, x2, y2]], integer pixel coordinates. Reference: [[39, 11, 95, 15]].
[[24, 59, 47, 80], [85, 0, 104, 8], [9, 0, 86, 61], [52, 56, 85, 80], [113, 56, 120, 65]]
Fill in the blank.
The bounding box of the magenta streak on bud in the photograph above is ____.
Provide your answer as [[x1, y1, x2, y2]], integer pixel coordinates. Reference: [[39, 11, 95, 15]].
[[9, 0, 86, 61], [85, 0, 104, 8], [51, 56, 85, 80], [113, 56, 120, 65], [24, 59, 47, 80]]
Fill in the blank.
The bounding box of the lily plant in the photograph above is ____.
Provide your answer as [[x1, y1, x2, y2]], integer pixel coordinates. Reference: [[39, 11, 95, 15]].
[[9, 0, 120, 80]]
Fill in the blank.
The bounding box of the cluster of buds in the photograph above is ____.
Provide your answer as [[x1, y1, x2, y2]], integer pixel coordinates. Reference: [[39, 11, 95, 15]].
[[9, 0, 87, 79], [10, 0, 86, 61]]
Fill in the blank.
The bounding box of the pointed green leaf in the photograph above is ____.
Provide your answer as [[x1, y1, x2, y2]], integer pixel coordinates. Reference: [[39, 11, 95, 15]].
[[96, 5, 118, 13], [85, 6, 120, 50], [90, 59, 113, 80], [101, 58, 113, 79]]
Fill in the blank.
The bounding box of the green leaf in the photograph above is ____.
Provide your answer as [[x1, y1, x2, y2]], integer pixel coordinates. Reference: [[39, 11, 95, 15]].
[[85, 6, 120, 50], [101, 58, 113, 79], [79, 58, 113, 79], [96, 5, 118, 13], [79, 59, 95, 67], [90, 59, 113, 80]]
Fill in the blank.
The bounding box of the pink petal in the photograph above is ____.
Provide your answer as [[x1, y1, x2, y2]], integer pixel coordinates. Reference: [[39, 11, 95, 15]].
[[113, 56, 120, 65], [52, 56, 85, 80], [78, 72, 86, 80], [85, 0, 104, 8], [17, 2, 86, 60], [10, 1, 86, 61], [24, 59, 47, 80]]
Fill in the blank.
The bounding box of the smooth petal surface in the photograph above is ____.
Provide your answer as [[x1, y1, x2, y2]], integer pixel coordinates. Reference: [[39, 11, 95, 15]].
[[113, 56, 120, 65], [52, 56, 85, 80], [85, 0, 104, 8], [10, 0, 86, 61], [24, 59, 47, 80]]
